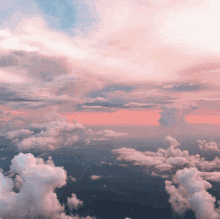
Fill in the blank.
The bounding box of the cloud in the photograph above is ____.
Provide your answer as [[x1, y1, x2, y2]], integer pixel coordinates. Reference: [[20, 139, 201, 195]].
[[67, 194, 83, 210], [112, 135, 220, 178], [159, 102, 198, 128], [165, 135, 180, 148], [199, 171, 220, 182], [4, 129, 34, 140], [90, 175, 102, 180], [0, 110, 10, 119], [0, 152, 95, 219], [165, 167, 220, 219], [4, 118, 85, 151], [0, 115, 30, 136], [97, 130, 128, 137], [162, 82, 209, 92], [68, 176, 77, 182], [198, 140, 220, 152], [3, 111, 130, 150], [123, 102, 159, 108]]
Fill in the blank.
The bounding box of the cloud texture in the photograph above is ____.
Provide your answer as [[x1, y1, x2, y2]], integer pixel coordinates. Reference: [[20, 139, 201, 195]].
[[0, 152, 94, 219]]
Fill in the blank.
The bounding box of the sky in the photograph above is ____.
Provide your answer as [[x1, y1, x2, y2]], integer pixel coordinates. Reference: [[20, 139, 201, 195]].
[[1, 0, 220, 219]]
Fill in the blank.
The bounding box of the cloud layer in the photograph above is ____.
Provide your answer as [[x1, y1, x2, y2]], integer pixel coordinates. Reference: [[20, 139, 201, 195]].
[[113, 135, 220, 218]]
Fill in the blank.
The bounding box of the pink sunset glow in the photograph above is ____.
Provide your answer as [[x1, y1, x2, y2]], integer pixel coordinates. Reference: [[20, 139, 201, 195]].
[[63, 109, 161, 126], [1, 1, 220, 219]]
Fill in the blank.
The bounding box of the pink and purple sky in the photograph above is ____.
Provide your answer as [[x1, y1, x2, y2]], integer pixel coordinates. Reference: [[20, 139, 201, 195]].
[[1, 0, 220, 139], [2, 1, 220, 219]]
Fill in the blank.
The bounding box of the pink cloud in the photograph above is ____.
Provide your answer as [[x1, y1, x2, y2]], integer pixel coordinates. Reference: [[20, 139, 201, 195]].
[[166, 168, 220, 219], [113, 135, 220, 178], [90, 175, 102, 181], [4, 119, 84, 151], [198, 140, 220, 152], [67, 194, 83, 210], [0, 152, 95, 219], [97, 130, 128, 137]]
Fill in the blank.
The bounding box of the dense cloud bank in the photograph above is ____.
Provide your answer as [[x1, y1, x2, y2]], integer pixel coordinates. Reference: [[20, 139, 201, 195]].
[[3, 114, 128, 151]]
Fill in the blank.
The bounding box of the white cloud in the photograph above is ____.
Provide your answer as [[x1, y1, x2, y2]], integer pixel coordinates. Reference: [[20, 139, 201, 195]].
[[0, 152, 95, 219], [165, 167, 220, 219], [4, 119, 85, 151]]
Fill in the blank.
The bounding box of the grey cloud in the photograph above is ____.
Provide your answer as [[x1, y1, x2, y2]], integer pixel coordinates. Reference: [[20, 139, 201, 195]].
[[0, 55, 18, 67], [0, 110, 10, 119], [77, 101, 125, 110], [0, 85, 18, 101], [21, 55, 68, 82], [100, 84, 136, 93], [162, 82, 209, 92], [88, 84, 138, 99], [159, 103, 198, 128], [3, 98, 42, 102], [77, 98, 174, 111], [159, 107, 180, 127], [0, 83, 42, 103], [0, 51, 69, 83]]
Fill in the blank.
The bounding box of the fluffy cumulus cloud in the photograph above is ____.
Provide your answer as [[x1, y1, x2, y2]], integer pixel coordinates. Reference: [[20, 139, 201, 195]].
[[159, 102, 198, 129], [5, 129, 34, 140], [113, 135, 220, 218], [112, 135, 220, 177], [3, 113, 129, 151], [4, 119, 84, 150], [67, 194, 83, 210], [165, 135, 180, 148], [198, 140, 220, 152], [165, 168, 220, 219], [0, 153, 94, 219]]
